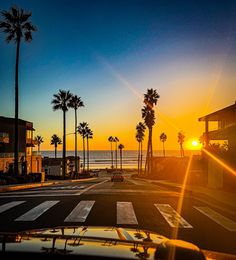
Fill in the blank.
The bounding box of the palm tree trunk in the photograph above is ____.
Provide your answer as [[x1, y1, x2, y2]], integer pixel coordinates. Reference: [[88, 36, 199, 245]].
[[63, 110, 66, 179], [74, 109, 78, 178], [115, 143, 118, 169], [137, 142, 140, 175], [140, 141, 143, 174], [14, 39, 20, 176], [162, 142, 165, 157], [55, 144, 57, 158], [120, 149, 122, 170], [86, 137, 89, 172], [150, 127, 153, 174], [110, 142, 113, 169], [83, 137, 85, 172]]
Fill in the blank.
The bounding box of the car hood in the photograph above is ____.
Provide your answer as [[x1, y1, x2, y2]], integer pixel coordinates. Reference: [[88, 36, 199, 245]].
[[0, 226, 235, 259]]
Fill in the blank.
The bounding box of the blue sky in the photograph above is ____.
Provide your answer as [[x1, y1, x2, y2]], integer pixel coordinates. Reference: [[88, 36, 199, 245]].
[[0, 0, 236, 150]]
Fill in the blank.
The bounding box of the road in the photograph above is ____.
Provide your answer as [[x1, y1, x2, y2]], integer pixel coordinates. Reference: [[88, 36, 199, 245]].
[[0, 173, 235, 255]]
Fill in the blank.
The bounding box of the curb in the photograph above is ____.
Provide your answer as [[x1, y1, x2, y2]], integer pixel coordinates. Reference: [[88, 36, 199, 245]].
[[0, 177, 97, 193]]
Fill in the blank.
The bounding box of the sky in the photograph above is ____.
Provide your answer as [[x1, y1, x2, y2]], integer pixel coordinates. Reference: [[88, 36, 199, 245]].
[[0, 0, 236, 151]]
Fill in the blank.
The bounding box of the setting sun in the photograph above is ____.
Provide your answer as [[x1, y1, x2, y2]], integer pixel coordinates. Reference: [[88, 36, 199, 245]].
[[186, 138, 202, 150]]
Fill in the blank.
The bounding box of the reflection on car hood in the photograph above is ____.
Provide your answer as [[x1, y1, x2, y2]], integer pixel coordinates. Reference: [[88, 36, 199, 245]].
[[0, 226, 235, 259]]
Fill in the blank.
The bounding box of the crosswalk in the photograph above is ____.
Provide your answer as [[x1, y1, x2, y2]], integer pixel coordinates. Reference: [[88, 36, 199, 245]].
[[0, 200, 236, 231]]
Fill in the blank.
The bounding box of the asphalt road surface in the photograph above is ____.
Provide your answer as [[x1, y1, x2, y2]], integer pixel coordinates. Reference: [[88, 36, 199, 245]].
[[0, 173, 235, 255]]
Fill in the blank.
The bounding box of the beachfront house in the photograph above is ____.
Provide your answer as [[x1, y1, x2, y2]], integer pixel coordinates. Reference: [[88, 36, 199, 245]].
[[198, 102, 236, 189], [0, 116, 42, 174]]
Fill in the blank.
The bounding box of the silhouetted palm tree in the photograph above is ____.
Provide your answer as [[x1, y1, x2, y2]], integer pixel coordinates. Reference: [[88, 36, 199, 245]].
[[0, 6, 37, 175], [142, 88, 160, 175], [50, 134, 62, 158], [51, 89, 72, 179], [114, 137, 119, 169], [108, 136, 115, 169], [136, 122, 146, 174], [85, 127, 93, 172], [118, 144, 124, 170], [34, 135, 43, 153], [160, 132, 167, 157], [178, 131, 185, 157], [68, 95, 84, 177], [77, 122, 88, 172]]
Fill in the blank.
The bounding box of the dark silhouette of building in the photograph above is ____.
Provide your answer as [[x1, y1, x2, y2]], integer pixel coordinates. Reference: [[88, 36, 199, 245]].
[[0, 116, 42, 174]]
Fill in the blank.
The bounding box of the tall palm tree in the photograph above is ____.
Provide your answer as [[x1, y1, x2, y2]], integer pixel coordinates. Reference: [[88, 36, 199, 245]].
[[160, 132, 167, 157], [118, 144, 124, 170], [136, 122, 146, 175], [142, 88, 160, 175], [108, 136, 115, 169], [114, 137, 119, 169], [34, 135, 43, 153], [0, 6, 37, 175], [50, 134, 62, 158], [68, 95, 84, 177], [51, 89, 72, 179], [77, 122, 88, 173], [85, 127, 93, 173], [178, 131, 185, 157]]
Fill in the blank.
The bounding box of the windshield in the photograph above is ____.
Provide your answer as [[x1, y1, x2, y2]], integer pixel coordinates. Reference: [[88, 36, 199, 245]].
[[0, 0, 235, 259]]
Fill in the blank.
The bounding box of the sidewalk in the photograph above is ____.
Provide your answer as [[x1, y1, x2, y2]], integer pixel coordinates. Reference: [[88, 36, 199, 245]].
[[0, 177, 96, 193], [134, 177, 236, 216]]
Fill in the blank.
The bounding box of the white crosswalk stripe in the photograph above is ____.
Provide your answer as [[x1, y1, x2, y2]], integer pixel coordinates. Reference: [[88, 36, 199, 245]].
[[117, 202, 138, 224], [154, 204, 193, 228], [0, 201, 25, 214], [15, 201, 59, 221], [194, 206, 236, 231], [64, 201, 95, 222]]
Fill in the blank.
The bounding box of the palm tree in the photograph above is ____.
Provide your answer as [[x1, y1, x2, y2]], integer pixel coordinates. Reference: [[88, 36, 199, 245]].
[[0, 6, 37, 175], [85, 127, 93, 173], [178, 131, 185, 157], [142, 88, 160, 175], [136, 122, 146, 174], [77, 122, 89, 173], [114, 137, 119, 169], [118, 144, 124, 170], [51, 89, 73, 179], [34, 135, 43, 153], [160, 133, 167, 157], [108, 136, 115, 169], [50, 134, 62, 158], [68, 95, 84, 177]]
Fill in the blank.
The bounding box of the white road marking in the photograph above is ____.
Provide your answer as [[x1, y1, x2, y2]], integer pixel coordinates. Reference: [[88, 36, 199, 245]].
[[15, 201, 59, 221], [75, 180, 108, 195], [155, 204, 193, 228], [117, 202, 138, 225], [127, 179, 144, 185], [0, 201, 25, 214], [64, 201, 95, 222], [194, 206, 236, 231]]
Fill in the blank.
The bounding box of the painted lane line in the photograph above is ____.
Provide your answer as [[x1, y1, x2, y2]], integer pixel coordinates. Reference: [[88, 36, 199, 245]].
[[194, 206, 236, 231], [15, 201, 59, 221], [75, 180, 108, 195], [155, 204, 193, 228], [117, 202, 138, 225], [0, 201, 26, 214], [64, 201, 95, 222]]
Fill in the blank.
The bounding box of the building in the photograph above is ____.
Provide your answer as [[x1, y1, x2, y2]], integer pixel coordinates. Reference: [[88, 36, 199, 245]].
[[198, 101, 236, 151], [198, 102, 236, 189], [42, 156, 80, 179], [0, 116, 42, 174]]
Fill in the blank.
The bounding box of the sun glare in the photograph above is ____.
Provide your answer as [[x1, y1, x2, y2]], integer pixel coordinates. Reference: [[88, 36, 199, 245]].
[[186, 138, 202, 150]]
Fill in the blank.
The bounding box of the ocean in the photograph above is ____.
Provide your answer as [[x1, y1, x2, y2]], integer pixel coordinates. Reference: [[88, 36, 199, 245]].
[[41, 150, 200, 169]]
